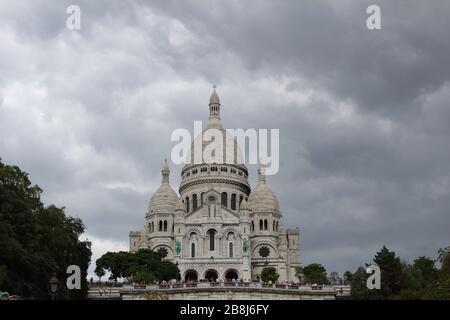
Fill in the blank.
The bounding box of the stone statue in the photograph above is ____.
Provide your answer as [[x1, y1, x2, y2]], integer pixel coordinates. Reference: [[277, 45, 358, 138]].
[[242, 238, 249, 254], [175, 240, 181, 255]]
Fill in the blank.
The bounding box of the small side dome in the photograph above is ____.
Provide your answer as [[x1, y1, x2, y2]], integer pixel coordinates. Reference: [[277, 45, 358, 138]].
[[148, 183, 178, 213], [148, 159, 178, 213], [247, 164, 280, 212], [247, 183, 279, 212]]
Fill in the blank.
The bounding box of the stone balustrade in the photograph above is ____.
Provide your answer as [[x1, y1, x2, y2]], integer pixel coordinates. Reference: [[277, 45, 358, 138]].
[[127, 282, 341, 292]]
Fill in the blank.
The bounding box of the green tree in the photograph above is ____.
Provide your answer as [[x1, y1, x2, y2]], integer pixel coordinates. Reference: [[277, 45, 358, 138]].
[[421, 246, 450, 299], [94, 265, 105, 282], [0, 159, 91, 299], [343, 270, 353, 285], [398, 264, 423, 299], [413, 256, 438, 282], [96, 251, 130, 282], [351, 267, 369, 299], [261, 267, 279, 283], [303, 263, 328, 285], [437, 246, 450, 265], [373, 246, 402, 298], [95, 249, 180, 284], [421, 277, 450, 299], [438, 246, 450, 276]]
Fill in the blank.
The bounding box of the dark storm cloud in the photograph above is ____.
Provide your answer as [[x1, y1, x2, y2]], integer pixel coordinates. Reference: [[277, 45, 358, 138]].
[[0, 0, 449, 275]]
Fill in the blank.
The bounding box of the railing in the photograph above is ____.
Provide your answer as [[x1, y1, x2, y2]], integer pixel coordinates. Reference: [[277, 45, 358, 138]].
[[128, 282, 343, 292]]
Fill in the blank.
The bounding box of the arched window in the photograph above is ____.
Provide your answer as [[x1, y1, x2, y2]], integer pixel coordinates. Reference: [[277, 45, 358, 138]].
[[191, 243, 195, 258], [264, 219, 268, 230], [193, 194, 198, 210], [259, 219, 263, 231], [231, 194, 236, 210], [251, 221, 255, 232], [186, 196, 190, 212], [229, 243, 234, 258], [201, 192, 204, 206], [276, 221, 279, 231], [273, 221, 275, 231], [208, 229, 216, 251], [164, 220, 168, 232], [221, 192, 228, 207], [239, 195, 243, 204], [159, 220, 163, 231]]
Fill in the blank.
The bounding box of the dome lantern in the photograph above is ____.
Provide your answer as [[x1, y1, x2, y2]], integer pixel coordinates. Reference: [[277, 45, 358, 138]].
[[208, 85, 222, 128], [161, 158, 170, 183]]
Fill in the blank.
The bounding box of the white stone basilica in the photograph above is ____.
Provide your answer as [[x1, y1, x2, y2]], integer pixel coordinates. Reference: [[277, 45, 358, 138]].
[[129, 88, 300, 282]]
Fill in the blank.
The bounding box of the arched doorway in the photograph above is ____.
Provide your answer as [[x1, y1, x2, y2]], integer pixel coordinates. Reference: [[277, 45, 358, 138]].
[[224, 269, 239, 282], [184, 270, 198, 282], [204, 269, 219, 282]]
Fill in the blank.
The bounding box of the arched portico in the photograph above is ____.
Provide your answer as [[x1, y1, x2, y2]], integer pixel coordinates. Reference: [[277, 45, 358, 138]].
[[204, 269, 219, 281], [224, 269, 239, 281], [184, 269, 198, 282]]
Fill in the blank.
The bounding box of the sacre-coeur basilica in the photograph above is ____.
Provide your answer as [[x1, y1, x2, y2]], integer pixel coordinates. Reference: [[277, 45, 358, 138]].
[[129, 88, 301, 283]]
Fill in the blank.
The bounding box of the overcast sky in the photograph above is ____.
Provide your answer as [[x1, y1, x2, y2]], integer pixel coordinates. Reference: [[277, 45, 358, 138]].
[[1, 0, 449, 278]]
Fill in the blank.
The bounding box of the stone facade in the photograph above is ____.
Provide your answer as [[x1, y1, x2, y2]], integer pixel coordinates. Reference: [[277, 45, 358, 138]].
[[129, 89, 300, 282]]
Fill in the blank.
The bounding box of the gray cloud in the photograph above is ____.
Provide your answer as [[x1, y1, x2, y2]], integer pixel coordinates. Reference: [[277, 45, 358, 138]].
[[1, 0, 449, 275]]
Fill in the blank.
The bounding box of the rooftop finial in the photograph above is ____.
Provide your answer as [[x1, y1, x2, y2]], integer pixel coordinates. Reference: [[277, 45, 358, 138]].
[[208, 85, 221, 127], [161, 158, 170, 183], [258, 161, 266, 184]]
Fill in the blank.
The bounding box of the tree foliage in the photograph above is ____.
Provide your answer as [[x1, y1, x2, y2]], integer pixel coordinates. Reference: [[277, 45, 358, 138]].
[[343, 270, 353, 284], [303, 263, 328, 285], [0, 159, 91, 299], [373, 246, 402, 298], [350, 267, 369, 299], [261, 267, 279, 283], [95, 249, 180, 283], [350, 245, 450, 300]]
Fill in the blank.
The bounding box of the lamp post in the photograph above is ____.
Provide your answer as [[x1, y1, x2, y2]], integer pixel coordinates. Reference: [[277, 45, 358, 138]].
[[48, 273, 60, 300]]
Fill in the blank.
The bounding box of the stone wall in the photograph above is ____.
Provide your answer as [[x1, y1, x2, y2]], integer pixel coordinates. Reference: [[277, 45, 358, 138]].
[[117, 284, 337, 300]]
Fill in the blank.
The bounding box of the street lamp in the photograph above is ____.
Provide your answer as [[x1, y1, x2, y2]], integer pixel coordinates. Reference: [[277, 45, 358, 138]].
[[48, 273, 60, 300]]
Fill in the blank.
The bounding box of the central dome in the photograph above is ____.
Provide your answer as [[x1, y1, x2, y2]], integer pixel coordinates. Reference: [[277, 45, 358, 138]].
[[179, 87, 250, 196], [185, 127, 246, 168]]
